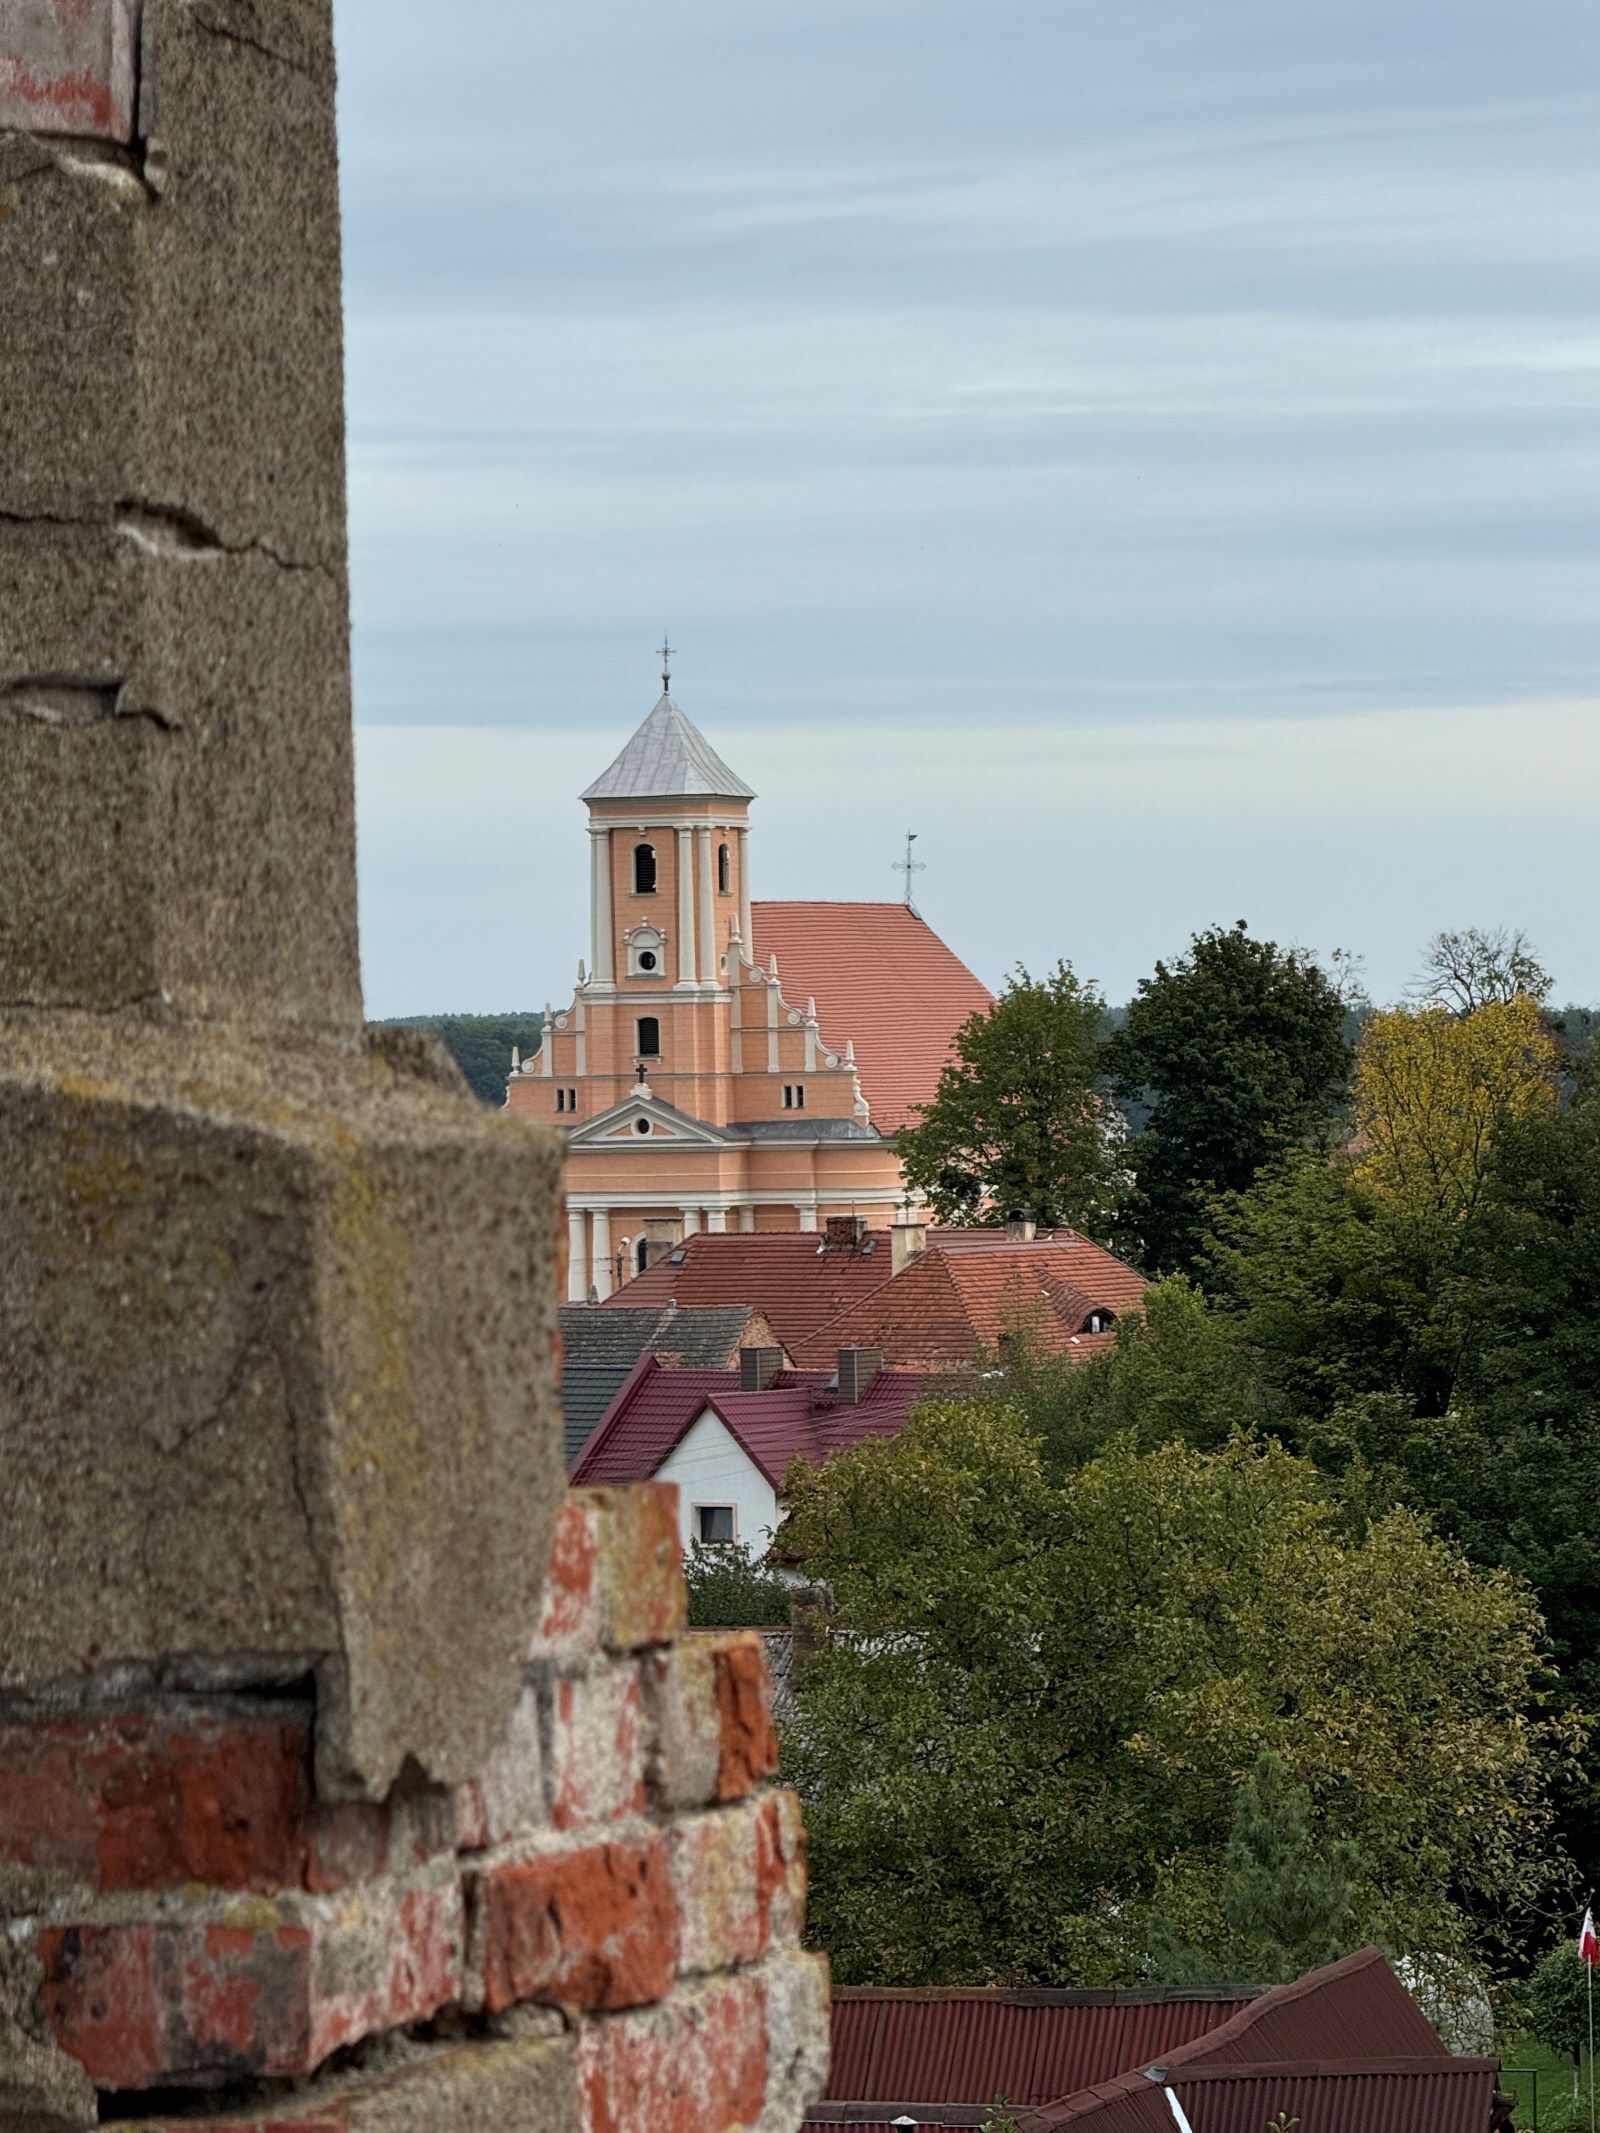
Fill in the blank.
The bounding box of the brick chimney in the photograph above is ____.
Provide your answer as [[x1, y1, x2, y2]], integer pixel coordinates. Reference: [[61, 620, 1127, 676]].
[[740, 1346, 785, 1391], [1005, 1214, 1038, 1242], [890, 1221, 928, 1277], [824, 1214, 869, 1250], [837, 1347, 884, 1404]]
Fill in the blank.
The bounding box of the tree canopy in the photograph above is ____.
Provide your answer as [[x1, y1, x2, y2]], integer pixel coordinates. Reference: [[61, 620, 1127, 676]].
[[781, 1404, 1566, 1988], [1105, 923, 1351, 1277], [897, 962, 1117, 1237], [380, 1012, 545, 1104]]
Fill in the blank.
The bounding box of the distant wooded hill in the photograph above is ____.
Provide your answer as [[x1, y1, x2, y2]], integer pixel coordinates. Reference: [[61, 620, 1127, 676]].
[[381, 1014, 544, 1104]]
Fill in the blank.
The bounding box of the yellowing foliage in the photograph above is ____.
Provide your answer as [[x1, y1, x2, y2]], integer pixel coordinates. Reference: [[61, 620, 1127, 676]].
[[1352, 995, 1558, 1226]]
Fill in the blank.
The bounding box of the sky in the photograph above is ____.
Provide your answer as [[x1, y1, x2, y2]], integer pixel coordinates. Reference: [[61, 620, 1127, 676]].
[[334, 0, 1600, 1018]]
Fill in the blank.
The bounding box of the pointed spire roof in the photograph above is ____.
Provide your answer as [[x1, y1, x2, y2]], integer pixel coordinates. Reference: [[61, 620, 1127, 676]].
[[582, 694, 755, 803]]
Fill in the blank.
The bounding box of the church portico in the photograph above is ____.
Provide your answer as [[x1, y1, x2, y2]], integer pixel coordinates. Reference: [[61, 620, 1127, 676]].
[[510, 665, 992, 1283]]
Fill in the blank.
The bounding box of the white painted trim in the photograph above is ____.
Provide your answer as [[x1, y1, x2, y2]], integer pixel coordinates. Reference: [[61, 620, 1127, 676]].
[[1160, 2087, 1196, 2133], [567, 1187, 906, 1213]]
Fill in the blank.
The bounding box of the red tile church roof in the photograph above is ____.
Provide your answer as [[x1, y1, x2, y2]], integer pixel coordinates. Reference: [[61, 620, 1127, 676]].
[[603, 1231, 898, 1352], [751, 901, 993, 1132]]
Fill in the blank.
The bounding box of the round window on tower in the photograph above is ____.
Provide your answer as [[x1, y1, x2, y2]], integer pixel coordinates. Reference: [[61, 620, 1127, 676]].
[[638, 950, 658, 972]]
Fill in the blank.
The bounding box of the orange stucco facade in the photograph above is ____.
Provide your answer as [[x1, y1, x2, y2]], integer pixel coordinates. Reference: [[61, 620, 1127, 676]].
[[506, 695, 914, 1298]]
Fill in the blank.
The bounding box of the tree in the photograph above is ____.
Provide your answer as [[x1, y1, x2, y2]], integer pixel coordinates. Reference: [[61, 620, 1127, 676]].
[[780, 1406, 1567, 1987], [380, 1012, 545, 1104], [1106, 924, 1350, 1277], [683, 1540, 792, 1627], [897, 962, 1117, 1237], [1147, 1752, 1360, 1985], [1411, 926, 1552, 1016], [1524, 1942, 1590, 2074]]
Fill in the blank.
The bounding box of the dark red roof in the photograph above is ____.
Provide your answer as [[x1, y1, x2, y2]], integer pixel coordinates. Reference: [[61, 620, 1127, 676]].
[[603, 1231, 900, 1353], [569, 1354, 932, 1487], [752, 901, 993, 1132], [792, 1236, 1149, 1369], [1020, 2060, 1499, 2133], [825, 1988, 1255, 2108]]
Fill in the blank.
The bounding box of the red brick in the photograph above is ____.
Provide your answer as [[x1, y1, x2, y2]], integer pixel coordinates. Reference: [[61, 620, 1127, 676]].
[[596, 1484, 687, 1651], [477, 1836, 676, 2013], [0, 1707, 406, 1896], [577, 1971, 769, 2133], [670, 1794, 805, 1977], [532, 1496, 602, 1659], [712, 1635, 779, 1800], [37, 1877, 463, 2088], [547, 1666, 645, 1831], [645, 1642, 722, 1811]]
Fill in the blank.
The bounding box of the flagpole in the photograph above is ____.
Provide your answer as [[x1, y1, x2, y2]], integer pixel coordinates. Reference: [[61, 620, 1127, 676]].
[[1590, 1934, 1595, 2133]]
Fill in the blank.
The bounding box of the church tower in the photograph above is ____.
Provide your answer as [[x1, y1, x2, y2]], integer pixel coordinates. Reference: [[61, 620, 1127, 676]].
[[509, 669, 989, 1300]]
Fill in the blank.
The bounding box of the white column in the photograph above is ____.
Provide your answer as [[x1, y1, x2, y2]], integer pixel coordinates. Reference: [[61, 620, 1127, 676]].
[[589, 828, 614, 985], [567, 1206, 588, 1301], [705, 1208, 727, 1233], [591, 1207, 612, 1300], [737, 826, 753, 955], [696, 827, 717, 985], [793, 1204, 819, 1232], [738, 1205, 756, 1233], [682, 1206, 703, 1235], [676, 828, 697, 984]]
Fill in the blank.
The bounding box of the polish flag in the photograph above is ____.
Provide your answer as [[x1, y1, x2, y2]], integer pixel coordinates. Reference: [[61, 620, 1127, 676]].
[[1580, 1907, 1599, 1967]]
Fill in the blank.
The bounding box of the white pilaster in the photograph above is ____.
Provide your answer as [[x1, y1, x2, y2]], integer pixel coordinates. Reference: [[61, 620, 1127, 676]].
[[705, 1208, 728, 1233], [590, 829, 614, 985], [793, 1204, 819, 1232], [738, 1205, 756, 1233], [567, 1207, 588, 1301], [682, 1206, 703, 1235], [696, 827, 717, 985], [591, 1207, 612, 1300], [767, 976, 780, 1073], [676, 828, 697, 984], [737, 826, 752, 955]]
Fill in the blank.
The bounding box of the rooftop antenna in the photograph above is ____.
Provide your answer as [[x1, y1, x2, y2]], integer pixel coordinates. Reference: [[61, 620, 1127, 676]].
[[658, 635, 674, 695], [893, 831, 925, 915]]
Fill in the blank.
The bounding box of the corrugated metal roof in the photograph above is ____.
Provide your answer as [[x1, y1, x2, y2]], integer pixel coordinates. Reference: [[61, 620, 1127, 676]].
[[752, 901, 993, 1132], [581, 693, 755, 801], [826, 1989, 1255, 2108], [1169, 2058, 1502, 2133]]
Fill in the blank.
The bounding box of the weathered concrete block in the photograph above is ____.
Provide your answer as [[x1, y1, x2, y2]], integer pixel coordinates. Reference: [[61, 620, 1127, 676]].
[[0, 1018, 566, 1799], [0, 0, 139, 142]]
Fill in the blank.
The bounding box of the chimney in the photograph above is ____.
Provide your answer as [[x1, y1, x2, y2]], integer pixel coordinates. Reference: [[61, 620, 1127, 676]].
[[890, 1221, 928, 1277], [642, 1215, 682, 1268], [739, 1346, 785, 1392], [1004, 1214, 1037, 1243], [837, 1347, 884, 1404], [824, 1214, 869, 1250]]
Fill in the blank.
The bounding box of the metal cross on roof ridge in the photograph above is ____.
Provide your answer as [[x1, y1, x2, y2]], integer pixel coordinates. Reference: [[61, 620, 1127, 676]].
[[893, 830, 926, 913], [658, 635, 674, 693]]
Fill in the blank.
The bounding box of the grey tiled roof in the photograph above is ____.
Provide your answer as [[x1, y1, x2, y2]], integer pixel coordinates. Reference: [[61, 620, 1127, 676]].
[[732, 1118, 882, 1142], [581, 694, 755, 802], [561, 1362, 636, 1465], [560, 1304, 771, 1463]]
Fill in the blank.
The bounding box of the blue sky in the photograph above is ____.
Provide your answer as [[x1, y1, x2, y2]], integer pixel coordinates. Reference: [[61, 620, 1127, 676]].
[[336, 0, 1600, 1016]]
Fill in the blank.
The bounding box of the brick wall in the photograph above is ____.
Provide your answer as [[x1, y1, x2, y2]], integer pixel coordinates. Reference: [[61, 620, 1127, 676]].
[[0, 1484, 829, 2132]]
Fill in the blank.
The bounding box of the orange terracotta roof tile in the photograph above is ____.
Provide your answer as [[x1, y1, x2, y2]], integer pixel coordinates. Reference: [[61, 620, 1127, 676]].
[[752, 901, 993, 1132], [603, 1230, 899, 1353]]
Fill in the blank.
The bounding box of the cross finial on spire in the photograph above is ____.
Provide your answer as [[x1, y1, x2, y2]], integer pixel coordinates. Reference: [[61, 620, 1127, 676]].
[[658, 636, 674, 694], [893, 831, 925, 914]]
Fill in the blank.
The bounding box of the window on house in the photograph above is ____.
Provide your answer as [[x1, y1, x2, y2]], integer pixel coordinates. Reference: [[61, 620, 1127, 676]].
[[636, 1236, 650, 1274], [636, 1016, 660, 1057], [633, 842, 657, 894], [783, 1083, 806, 1109], [718, 842, 731, 894], [1082, 1308, 1117, 1335], [694, 1504, 736, 1546]]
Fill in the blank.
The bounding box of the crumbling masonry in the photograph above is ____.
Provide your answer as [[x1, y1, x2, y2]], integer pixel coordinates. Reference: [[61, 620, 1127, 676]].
[[0, 2, 829, 2124]]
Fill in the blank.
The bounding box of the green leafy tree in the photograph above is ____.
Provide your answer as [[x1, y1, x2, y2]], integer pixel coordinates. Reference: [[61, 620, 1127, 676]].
[[683, 1540, 792, 1627], [1524, 1942, 1590, 2070], [1107, 923, 1350, 1277], [381, 1012, 545, 1104], [897, 962, 1117, 1237], [1148, 1752, 1360, 1984], [780, 1405, 1567, 1988]]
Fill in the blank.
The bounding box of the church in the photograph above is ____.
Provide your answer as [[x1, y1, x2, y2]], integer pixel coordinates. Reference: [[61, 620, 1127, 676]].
[[507, 668, 992, 1300]]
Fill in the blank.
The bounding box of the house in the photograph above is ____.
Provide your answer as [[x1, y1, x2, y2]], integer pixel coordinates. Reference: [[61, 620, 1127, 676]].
[[570, 1347, 933, 1554], [507, 673, 994, 1296], [606, 1216, 1149, 1369], [801, 1947, 1515, 2132], [558, 1301, 787, 1464]]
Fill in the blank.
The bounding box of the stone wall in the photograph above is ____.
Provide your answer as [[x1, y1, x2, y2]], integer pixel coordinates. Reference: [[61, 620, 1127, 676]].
[[0, 1484, 827, 2129]]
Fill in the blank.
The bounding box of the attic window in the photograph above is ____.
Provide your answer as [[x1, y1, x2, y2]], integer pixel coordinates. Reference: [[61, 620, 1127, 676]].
[[694, 1504, 736, 1546], [633, 842, 657, 894], [635, 1118, 652, 1135], [783, 1083, 806, 1110], [1082, 1309, 1117, 1335], [718, 842, 731, 894], [636, 1016, 660, 1058]]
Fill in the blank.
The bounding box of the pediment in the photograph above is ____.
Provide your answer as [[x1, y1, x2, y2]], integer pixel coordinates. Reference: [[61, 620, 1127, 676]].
[[565, 1095, 728, 1149]]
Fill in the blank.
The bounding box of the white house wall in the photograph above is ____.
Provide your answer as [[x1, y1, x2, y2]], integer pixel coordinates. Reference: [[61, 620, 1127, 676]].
[[654, 1407, 779, 1558]]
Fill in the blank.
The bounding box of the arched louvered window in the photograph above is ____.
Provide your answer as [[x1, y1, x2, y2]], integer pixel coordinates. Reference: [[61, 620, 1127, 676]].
[[633, 843, 657, 894], [636, 1016, 661, 1058], [718, 842, 731, 894]]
